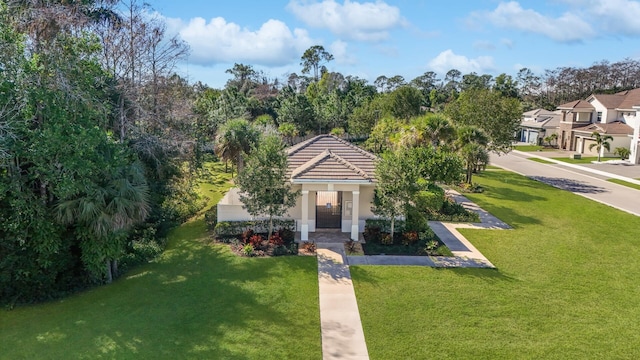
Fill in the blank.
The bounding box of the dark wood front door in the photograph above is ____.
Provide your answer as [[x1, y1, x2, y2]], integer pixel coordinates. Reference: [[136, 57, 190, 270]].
[[316, 191, 342, 228]]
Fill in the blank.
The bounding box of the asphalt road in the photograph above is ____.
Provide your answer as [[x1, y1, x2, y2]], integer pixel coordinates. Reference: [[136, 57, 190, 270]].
[[490, 151, 640, 216]]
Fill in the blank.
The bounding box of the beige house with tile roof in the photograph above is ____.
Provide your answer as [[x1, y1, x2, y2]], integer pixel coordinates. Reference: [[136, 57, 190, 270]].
[[217, 135, 377, 241], [556, 89, 640, 162], [518, 108, 561, 144]]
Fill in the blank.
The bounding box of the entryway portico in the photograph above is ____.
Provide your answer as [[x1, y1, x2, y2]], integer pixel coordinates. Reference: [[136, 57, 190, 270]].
[[216, 135, 378, 242], [298, 183, 366, 241], [286, 135, 378, 242]]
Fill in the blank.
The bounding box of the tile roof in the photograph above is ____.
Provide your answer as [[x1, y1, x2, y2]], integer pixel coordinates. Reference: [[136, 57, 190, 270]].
[[557, 100, 595, 111], [287, 135, 377, 182], [584, 88, 640, 110], [615, 88, 640, 110], [572, 121, 633, 135]]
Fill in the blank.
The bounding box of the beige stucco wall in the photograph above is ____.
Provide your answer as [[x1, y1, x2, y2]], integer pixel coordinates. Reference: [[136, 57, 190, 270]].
[[218, 183, 376, 233], [577, 135, 629, 156]]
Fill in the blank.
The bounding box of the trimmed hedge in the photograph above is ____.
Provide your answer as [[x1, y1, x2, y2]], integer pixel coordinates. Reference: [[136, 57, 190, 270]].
[[364, 219, 407, 234], [214, 219, 296, 239]]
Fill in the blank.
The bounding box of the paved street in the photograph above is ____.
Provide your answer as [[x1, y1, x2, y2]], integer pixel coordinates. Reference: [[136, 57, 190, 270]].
[[490, 151, 640, 216]]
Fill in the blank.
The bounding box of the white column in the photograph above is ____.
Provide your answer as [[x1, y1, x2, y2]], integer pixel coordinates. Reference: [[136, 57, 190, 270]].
[[301, 190, 309, 241], [632, 122, 640, 164], [351, 190, 359, 241]]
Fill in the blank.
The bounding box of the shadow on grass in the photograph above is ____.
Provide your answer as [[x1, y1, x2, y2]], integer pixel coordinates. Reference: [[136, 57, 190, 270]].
[[530, 176, 607, 194], [437, 267, 520, 283], [474, 204, 541, 229]]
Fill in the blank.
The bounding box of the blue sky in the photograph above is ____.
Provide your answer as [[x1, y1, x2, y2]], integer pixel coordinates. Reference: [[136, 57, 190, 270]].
[[148, 0, 640, 88]]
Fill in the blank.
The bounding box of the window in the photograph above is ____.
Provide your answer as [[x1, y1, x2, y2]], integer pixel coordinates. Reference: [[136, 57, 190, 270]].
[[596, 112, 602, 122]]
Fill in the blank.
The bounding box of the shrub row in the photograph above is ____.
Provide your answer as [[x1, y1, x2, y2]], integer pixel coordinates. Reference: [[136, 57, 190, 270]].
[[364, 219, 407, 234], [214, 219, 296, 239]]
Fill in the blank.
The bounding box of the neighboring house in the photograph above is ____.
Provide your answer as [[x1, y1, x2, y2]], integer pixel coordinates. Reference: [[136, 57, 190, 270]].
[[555, 88, 640, 163], [217, 135, 377, 241], [518, 108, 561, 145]]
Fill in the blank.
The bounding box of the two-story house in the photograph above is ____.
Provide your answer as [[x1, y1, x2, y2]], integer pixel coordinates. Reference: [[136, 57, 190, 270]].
[[518, 108, 561, 145], [556, 88, 640, 163]]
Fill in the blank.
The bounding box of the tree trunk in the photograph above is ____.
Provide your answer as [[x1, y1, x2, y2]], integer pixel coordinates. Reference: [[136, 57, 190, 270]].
[[237, 154, 244, 173], [268, 216, 273, 242], [105, 260, 113, 284], [111, 259, 118, 279], [390, 217, 395, 239]]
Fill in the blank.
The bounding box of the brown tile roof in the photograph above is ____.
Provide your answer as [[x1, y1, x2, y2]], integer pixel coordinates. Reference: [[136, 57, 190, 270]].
[[572, 121, 633, 135], [591, 94, 625, 109], [615, 88, 640, 110], [584, 88, 640, 110], [557, 100, 594, 111], [287, 135, 377, 182]]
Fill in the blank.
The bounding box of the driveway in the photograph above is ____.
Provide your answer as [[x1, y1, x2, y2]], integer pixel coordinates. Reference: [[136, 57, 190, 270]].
[[490, 151, 640, 216]]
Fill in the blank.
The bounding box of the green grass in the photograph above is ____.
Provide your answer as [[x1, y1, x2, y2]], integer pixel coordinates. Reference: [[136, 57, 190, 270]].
[[352, 170, 640, 359], [551, 156, 618, 164], [513, 145, 544, 151], [0, 162, 322, 360], [528, 157, 555, 164], [608, 178, 640, 190]]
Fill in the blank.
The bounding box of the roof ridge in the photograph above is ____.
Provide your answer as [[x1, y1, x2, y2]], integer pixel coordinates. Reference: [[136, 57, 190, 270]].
[[286, 135, 323, 156], [329, 151, 372, 180], [329, 135, 378, 160], [290, 149, 331, 179]]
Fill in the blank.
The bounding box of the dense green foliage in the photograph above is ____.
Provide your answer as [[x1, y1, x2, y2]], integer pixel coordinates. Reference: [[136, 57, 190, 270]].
[[236, 135, 299, 239], [0, 1, 201, 305]]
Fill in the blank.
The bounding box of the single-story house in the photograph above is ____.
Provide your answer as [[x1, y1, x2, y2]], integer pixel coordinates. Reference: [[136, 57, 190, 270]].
[[217, 135, 377, 241], [518, 108, 561, 144]]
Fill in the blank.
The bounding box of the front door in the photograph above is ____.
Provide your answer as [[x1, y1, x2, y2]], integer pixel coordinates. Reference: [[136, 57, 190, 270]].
[[316, 191, 342, 228]]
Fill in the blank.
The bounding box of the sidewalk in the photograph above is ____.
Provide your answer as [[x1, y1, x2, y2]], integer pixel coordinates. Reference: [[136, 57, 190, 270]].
[[316, 243, 369, 360]]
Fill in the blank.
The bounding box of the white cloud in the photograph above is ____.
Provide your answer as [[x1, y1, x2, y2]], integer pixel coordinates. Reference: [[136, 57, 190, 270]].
[[501, 38, 514, 49], [473, 40, 496, 51], [329, 40, 357, 65], [577, 0, 640, 35], [171, 17, 314, 66], [286, 0, 406, 41], [472, 1, 594, 42], [428, 50, 495, 74]]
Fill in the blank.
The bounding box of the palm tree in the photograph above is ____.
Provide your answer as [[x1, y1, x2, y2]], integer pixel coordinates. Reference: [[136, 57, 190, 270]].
[[455, 126, 489, 184], [214, 118, 260, 175], [588, 131, 613, 162], [56, 161, 150, 283], [396, 113, 455, 149]]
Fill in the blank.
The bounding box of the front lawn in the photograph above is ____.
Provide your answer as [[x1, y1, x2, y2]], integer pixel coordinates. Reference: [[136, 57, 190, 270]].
[[551, 156, 617, 164], [0, 162, 322, 360], [528, 157, 555, 164], [607, 178, 640, 191], [351, 170, 640, 359], [513, 145, 553, 151]]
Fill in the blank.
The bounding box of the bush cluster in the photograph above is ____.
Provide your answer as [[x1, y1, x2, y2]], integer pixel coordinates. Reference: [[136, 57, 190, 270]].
[[228, 227, 298, 257], [213, 219, 296, 240]]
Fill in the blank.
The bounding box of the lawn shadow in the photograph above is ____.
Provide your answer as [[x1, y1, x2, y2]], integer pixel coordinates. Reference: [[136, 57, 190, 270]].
[[472, 204, 541, 229], [480, 183, 547, 203], [438, 267, 520, 283], [530, 176, 607, 194]]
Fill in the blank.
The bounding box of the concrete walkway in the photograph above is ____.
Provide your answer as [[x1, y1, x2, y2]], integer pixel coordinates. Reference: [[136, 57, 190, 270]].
[[317, 243, 369, 360], [347, 190, 509, 268]]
